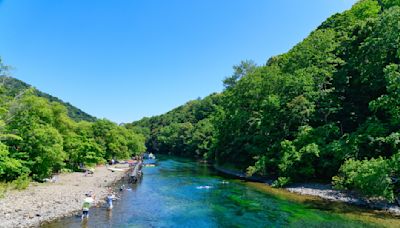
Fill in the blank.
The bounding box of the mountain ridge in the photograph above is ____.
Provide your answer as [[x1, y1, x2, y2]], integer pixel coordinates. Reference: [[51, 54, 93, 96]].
[[0, 76, 96, 122]]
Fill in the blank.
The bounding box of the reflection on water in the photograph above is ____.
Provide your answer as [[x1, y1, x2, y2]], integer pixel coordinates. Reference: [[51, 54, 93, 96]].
[[43, 156, 397, 228]]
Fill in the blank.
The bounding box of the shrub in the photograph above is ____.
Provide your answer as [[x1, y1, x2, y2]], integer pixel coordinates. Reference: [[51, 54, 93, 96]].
[[11, 174, 30, 190], [0, 142, 29, 181], [272, 177, 291, 188], [0, 182, 7, 198], [333, 157, 393, 201]]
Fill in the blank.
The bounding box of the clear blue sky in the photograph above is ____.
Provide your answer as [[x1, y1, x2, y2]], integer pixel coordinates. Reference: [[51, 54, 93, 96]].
[[0, 0, 357, 123]]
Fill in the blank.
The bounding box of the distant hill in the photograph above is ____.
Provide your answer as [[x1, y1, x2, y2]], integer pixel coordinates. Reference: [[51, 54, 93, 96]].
[[0, 76, 96, 122]]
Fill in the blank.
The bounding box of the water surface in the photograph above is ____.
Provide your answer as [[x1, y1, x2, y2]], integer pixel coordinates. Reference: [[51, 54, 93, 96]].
[[43, 157, 398, 227]]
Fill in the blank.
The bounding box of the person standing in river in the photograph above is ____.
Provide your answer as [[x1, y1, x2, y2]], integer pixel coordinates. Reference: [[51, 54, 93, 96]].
[[81, 192, 95, 220], [106, 188, 118, 210]]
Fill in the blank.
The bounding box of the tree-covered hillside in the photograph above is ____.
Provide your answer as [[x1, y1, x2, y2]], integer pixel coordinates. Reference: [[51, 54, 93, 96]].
[[126, 93, 222, 158], [131, 0, 400, 201], [0, 59, 146, 183], [0, 76, 96, 122]]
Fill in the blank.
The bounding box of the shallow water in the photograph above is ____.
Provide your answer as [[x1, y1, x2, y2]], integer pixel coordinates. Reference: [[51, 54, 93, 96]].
[[43, 157, 398, 227]]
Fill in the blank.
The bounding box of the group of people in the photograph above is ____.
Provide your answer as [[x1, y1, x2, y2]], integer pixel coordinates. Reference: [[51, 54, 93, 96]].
[[81, 155, 146, 221], [81, 188, 118, 220]]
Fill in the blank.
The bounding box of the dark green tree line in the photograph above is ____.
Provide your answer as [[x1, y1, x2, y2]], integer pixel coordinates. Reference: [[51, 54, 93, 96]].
[[132, 0, 400, 201], [0, 60, 146, 182]]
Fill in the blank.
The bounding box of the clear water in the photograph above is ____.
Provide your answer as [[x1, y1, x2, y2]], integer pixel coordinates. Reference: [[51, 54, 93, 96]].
[[43, 157, 390, 228]]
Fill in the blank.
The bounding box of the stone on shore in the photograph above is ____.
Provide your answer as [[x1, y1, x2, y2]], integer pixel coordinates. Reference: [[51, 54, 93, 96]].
[[0, 165, 127, 228]]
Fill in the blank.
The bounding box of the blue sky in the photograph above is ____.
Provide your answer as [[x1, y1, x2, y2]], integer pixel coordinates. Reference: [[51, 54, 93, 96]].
[[0, 0, 357, 123]]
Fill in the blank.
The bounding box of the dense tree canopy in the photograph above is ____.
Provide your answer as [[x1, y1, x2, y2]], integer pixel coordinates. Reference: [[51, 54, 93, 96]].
[[131, 0, 400, 201], [0, 59, 146, 182], [1, 0, 400, 202]]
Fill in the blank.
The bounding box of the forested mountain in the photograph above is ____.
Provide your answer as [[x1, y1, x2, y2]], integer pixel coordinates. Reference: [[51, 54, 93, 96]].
[[0, 59, 146, 183], [0, 76, 96, 122], [131, 0, 400, 201], [126, 93, 222, 158]]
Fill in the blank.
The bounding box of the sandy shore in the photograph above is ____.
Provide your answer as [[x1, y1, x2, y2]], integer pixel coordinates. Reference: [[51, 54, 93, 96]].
[[0, 165, 128, 228]]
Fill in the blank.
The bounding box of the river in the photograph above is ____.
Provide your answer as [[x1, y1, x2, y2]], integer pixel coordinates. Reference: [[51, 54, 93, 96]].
[[43, 156, 399, 227]]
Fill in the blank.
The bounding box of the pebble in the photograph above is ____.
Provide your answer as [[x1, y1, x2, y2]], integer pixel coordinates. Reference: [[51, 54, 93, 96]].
[[0, 165, 128, 227]]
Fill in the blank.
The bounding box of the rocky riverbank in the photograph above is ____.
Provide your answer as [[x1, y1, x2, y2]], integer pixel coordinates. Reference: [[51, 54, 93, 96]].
[[286, 183, 400, 215], [214, 165, 400, 216], [0, 165, 128, 227]]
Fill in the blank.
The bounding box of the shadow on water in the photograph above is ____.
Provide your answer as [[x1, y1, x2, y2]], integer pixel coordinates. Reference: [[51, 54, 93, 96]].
[[42, 156, 400, 228]]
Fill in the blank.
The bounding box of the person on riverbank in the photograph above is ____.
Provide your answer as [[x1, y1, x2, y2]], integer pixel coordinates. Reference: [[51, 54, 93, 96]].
[[81, 192, 95, 220]]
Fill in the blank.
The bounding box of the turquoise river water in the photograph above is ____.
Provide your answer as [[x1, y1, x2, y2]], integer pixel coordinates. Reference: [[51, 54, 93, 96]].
[[43, 156, 399, 227]]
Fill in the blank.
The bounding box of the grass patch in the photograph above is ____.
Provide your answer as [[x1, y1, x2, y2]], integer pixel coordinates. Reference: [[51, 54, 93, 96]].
[[11, 174, 31, 190], [0, 175, 31, 198], [0, 182, 8, 198]]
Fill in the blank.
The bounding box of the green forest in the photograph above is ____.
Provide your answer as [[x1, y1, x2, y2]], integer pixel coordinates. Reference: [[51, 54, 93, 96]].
[[130, 0, 400, 201], [0, 68, 146, 185]]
